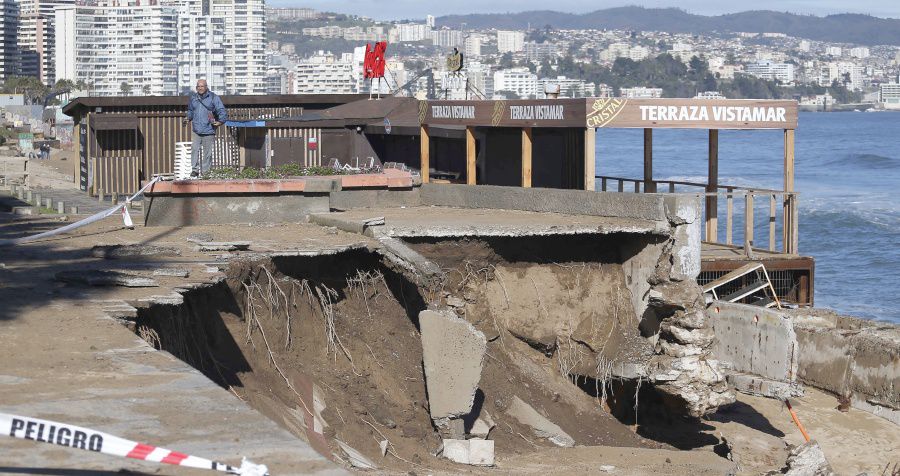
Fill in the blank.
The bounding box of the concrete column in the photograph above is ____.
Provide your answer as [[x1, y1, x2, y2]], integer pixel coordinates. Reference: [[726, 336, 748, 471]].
[[57, 201, 65, 213], [26, 190, 33, 202], [98, 189, 105, 203], [44, 198, 53, 209], [33, 193, 42, 206], [69, 206, 79, 214]]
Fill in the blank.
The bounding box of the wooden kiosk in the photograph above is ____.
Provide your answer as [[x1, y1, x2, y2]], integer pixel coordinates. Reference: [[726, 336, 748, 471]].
[[418, 97, 812, 305]]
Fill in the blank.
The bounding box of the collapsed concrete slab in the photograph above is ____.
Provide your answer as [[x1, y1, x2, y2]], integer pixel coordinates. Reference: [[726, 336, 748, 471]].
[[789, 309, 900, 425], [441, 438, 495, 466], [505, 396, 575, 447], [711, 302, 803, 399], [419, 309, 487, 420]]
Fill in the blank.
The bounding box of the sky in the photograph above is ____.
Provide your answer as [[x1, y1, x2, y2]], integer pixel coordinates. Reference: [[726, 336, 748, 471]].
[[265, 0, 900, 20]]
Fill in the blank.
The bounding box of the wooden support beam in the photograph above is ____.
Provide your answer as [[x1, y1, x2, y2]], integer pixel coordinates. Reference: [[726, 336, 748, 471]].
[[783, 129, 797, 253], [643, 128, 655, 192], [706, 129, 719, 243], [420, 125, 430, 184], [745, 192, 754, 250], [465, 126, 476, 185], [584, 127, 596, 191], [521, 127, 532, 188]]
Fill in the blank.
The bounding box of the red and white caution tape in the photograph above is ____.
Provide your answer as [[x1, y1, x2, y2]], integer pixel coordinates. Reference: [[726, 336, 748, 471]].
[[1, 412, 268, 476]]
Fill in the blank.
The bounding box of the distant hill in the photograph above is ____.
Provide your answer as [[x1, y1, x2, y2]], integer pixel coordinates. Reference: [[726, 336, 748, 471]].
[[436, 7, 900, 46]]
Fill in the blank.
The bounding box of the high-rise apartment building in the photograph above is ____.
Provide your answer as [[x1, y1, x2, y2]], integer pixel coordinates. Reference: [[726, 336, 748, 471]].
[[432, 29, 462, 49], [496, 30, 524, 53], [0, 0, 18, 81], [210, 0, 267, 94], [177, 12, 226, 94], [745, 61, 795, 83], [293, 52, 359, 94], [493, 67, 537, 98], [17, 0, 75, 84], [55, 3, 179, 96]]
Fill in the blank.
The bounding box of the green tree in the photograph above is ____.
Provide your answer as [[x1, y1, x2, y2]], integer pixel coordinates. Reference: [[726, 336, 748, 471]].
[[499, 52, 515, 69], [0, 76, 49, 104], [142, 85, 151, 95], [119, 82, 132, 96]]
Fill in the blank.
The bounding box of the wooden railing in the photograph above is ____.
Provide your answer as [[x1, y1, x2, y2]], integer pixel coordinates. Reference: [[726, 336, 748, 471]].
[[596, 175, 800, 254]]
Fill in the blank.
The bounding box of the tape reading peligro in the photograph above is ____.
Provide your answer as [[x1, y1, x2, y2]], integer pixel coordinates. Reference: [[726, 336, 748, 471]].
[[0, 412, 268, 476]]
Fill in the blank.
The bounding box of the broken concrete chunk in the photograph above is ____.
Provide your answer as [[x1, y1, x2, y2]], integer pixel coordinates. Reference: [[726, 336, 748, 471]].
[[195, 241, 251, 252], [336, 440, 377, 470], [505, 396, 575, 447], [469, 439, 495, 466], [446, 296, 466, 308], [419, 309, 487, 419], [470, 410, 496, 439], [91, 244, 180, 259], [186, 232, 215, 243], [783, 440, 835, 476], [442, 439, 470, 464], [56, 270, 158, 288], [727, 373, 803, 400], [441, 439, 494, 466], [152, 268, 191, 278]]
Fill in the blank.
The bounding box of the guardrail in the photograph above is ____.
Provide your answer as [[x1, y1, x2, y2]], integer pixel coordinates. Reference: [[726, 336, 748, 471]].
[[596, 175, 799, 254]]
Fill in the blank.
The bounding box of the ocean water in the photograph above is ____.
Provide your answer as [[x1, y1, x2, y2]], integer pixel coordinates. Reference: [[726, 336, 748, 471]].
[[595, 111, 900, 324]]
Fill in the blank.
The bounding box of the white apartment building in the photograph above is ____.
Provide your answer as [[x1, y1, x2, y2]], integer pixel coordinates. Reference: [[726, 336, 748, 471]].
[[464, 35, 482, 58], [598, 43, 649, 62], [620, 87, 663, 98], [493, 67, 537, 98], [0, 0, 18, 81], [293, 52, 359, 94], [17, 0, 75, 84], [302, 25, 343, 38], [432, 29, 463, 48], [596, 83, 614, 98], [798, 40, 810, 52], [52, 5, 73, 83], [496, 30, 525, 53], [745, 61, 795, 83], [849, 47, 870, 59], [525, 42, 558, 62], [398, 23, 428, 42], [55, 3, 178, 96], [821, 62, 864, 91], [211, 0, 266, 95], [176, 13, 226, 94], [879, 83, 900, 110], [426, 15, 434, 28], [538, 76, 593, 98], [266, 7, 318, 20], [825, 46, 842, 56]]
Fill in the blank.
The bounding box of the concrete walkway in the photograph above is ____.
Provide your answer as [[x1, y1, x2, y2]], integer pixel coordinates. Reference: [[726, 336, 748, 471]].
[[0, 218, 350, 475]]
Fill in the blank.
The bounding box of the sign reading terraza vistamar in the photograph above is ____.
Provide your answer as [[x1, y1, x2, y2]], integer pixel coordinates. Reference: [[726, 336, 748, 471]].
[[421, 98, 798, 130]]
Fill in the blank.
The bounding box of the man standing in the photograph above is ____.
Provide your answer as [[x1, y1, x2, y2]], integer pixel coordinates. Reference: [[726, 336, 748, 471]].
[[184, 79, 227, 177]]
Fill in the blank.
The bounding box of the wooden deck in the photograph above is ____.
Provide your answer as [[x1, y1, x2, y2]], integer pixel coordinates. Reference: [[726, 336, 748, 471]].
[[700, 242, 814, 306]]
